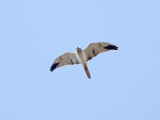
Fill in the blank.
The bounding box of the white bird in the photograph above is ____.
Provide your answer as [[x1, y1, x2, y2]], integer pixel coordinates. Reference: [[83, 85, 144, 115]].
[[50, 42, 118, 79]]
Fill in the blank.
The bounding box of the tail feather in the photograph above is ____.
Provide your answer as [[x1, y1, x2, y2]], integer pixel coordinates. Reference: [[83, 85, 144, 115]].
[[83, 64, 91, 79]]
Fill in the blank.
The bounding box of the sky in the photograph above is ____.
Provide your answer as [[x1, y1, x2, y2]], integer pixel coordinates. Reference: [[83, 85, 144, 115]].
[[0, 0, 160, 120]]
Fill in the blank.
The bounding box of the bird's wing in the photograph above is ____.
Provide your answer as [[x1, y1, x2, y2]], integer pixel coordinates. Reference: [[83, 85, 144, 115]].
[[84, 42, 118, 61], [50, 52, 81, 71]]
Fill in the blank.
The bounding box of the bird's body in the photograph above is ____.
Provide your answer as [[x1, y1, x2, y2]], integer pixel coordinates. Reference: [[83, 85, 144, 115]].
[[76, 47, 91, 78], [50, 42, 118, 79]]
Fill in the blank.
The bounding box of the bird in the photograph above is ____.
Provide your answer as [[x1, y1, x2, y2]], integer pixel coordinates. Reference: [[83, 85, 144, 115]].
[[50, 42, 118, 79]]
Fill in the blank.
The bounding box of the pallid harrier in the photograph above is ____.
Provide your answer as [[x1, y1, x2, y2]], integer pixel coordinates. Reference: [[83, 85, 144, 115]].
[[50, 42, 118, 79]]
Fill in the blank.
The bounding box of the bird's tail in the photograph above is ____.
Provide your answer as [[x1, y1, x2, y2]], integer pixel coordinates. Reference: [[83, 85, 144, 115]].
[[83, 64, 91, 79]]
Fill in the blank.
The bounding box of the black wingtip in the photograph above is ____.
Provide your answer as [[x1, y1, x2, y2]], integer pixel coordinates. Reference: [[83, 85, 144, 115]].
[[104, 45, 118, 50], [50, 63, 59, 72]]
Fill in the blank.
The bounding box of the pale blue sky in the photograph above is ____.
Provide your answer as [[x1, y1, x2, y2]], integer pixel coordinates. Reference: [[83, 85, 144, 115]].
[[0, 0, 160, 120]]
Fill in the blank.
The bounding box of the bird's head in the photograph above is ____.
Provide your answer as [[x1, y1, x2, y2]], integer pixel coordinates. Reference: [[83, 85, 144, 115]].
[[76, 47, 82, 51], [76, 47, 82, 54]]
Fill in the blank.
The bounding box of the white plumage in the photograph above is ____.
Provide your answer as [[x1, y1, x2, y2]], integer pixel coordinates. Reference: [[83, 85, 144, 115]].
[[50, 42, 118, 79]]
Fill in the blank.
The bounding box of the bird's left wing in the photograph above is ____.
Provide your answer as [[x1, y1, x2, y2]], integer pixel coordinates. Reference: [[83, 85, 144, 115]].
[[84, 42, 118, 61], [50, 52, 81, 71]]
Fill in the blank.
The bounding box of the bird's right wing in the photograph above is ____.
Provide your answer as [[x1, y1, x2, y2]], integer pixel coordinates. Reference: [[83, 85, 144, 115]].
[[50, 52, 81, 71], [84, 42, 118, 61]]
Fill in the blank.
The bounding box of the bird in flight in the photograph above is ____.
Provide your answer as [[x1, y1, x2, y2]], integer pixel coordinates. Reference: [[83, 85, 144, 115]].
[[50, 42, 118, 79]]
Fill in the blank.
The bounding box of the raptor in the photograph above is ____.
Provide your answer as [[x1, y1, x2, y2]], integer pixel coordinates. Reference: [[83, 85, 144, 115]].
[[50, 42, 118, 79]]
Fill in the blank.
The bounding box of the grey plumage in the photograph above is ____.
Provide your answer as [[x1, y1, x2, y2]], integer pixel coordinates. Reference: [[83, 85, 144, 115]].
[[50, 42, 118, 79], [50, 52, 80, 71]]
